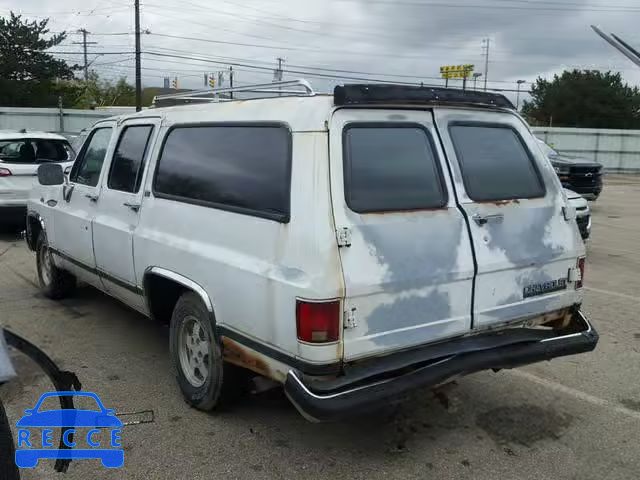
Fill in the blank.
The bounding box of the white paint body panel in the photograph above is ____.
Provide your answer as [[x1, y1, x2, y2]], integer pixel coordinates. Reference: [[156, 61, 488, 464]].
[[434, 108, 584, 329]]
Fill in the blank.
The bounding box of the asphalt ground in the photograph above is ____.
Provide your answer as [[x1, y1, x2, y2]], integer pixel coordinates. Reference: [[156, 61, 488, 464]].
[[1, 175, 639, 479]]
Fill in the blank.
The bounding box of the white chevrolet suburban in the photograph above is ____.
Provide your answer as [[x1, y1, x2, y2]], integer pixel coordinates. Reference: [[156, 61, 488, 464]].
[[25, 81, 598, 421]]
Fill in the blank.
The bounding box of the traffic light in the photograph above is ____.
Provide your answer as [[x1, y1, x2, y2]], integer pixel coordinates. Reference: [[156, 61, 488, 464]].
[[209, 75, 215, 88], [171, 77, 178, 89]]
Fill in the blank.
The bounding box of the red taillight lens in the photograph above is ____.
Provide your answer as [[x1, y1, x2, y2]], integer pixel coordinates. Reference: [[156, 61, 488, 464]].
[[296, 300, 340, 343], [576, 256, 585, 289], [0, 167, 12, 177]]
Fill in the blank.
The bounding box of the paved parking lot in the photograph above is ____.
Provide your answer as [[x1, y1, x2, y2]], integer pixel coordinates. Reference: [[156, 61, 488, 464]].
[[1, 176, 639, 480]]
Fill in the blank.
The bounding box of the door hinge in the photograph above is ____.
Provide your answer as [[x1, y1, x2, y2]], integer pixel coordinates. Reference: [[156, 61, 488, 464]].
[[336, 227, 352, 248], [344, 308, 357, 329], [568, 266, 582, 283]]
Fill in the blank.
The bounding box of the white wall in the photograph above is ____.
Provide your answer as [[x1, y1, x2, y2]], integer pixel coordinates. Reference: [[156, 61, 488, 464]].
[[533, 127, 640, 173], [0, 107, 135, 136]]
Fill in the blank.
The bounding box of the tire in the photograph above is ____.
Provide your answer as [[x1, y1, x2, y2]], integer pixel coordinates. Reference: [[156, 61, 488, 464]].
[[169, 292, 249, 411], [36, 231, 76, 300], [0, 399, 20, 479]]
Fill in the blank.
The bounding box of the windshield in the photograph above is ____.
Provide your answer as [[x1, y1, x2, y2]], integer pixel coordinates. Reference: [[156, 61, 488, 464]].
[[0, 138, 75, 164]]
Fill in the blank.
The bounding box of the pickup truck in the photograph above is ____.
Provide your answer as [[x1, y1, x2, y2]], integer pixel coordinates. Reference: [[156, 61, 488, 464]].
[[25, 82, 598, 421]]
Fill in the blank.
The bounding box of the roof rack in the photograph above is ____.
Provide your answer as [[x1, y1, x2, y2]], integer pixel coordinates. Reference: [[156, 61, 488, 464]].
[[334, 84, 515, 110], [152, 79, 316, 107]]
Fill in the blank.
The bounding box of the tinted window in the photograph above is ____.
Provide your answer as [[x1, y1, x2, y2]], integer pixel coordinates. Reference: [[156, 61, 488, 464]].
[[0, 139, 72, 164], [108, 126, 154, 193], [449, 125, 545, 201], [154, 125, 290, 222], [343, 125, 446, 212], [72, 128, 113, 187]]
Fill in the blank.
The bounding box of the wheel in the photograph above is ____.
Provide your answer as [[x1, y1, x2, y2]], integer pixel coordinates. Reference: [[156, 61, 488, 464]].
[[36, 231, 76, 300], [169, 292, 248, 411]]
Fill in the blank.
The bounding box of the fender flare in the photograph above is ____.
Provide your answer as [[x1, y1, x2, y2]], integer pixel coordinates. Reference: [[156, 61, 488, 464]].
[[142, 266, 215, 318]]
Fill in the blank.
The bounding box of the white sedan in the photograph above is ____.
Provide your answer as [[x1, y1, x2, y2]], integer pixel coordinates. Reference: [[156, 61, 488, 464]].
[[0, 130, 75, 226]]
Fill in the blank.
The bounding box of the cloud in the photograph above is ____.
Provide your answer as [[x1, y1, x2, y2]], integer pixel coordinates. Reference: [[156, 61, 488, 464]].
[[5, 0, 640, 102]]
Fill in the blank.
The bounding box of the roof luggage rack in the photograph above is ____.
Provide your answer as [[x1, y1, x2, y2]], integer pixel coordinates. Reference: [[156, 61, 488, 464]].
[[334, 84, 515, 109], [152, 79, 316, 107]]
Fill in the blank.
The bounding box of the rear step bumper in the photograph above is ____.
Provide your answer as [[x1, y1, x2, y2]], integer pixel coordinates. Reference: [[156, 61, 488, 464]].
[[285, 311, 598, 422]]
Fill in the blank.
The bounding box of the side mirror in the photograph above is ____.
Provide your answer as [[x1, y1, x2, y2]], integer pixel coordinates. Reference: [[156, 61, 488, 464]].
[[37, 163, 64, 186]]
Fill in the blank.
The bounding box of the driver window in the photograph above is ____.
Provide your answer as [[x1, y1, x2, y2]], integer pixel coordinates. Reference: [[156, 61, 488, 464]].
[[71, 127, 113, 187]]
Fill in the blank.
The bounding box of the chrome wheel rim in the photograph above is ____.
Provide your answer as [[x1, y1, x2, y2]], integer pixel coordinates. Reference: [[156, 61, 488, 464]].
[[178, 315, 211, 388], [39, 245, 52, 286]]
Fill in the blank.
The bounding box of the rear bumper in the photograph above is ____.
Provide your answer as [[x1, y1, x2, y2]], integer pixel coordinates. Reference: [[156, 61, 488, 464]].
[[285, 311, 598, 422]]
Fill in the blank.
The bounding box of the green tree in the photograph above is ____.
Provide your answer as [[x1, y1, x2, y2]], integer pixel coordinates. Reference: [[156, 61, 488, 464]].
[[522, 70, 640, 129], [72, 71, 136, 108], [0, 12, 78, 106]]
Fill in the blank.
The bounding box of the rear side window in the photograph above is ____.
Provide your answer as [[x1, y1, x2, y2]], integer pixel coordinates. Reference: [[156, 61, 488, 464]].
[[449, 124, 545, 201], [154, 125, 291, 222], [343, 124, 446, 213], [108, 125, 154, 193]]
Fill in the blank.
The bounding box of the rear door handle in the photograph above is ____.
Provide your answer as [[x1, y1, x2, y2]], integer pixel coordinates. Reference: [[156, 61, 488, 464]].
[[123, 202, 141, 212], [472, 213, 504, 226], [85, 193, 99, 202]]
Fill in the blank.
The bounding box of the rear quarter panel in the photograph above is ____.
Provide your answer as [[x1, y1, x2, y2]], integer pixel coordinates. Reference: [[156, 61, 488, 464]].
[[134, 129, 344, 364]]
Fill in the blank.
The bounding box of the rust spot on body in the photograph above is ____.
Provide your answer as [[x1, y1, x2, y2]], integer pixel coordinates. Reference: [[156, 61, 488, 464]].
[[222, 337, 272, 378], [478, 198, 520, 206]]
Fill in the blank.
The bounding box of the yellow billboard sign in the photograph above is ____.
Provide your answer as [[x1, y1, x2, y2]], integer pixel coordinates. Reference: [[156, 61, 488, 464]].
[[440, 64, 475, 79]]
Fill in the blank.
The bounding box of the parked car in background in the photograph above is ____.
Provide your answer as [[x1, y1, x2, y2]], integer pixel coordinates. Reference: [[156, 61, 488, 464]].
[[566, 189, 591, 240], [0, 131, 75, 226], [25, 83, 597, 422], [537, 139, 603, 201]]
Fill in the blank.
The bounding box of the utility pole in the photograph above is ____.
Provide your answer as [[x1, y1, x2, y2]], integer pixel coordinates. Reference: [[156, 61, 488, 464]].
[[229, 66, 234, 99], [134, 0, 142, 112], [72, 29, 97, 82], [516, 79, 526, 110], [482, 38, 491, 91]]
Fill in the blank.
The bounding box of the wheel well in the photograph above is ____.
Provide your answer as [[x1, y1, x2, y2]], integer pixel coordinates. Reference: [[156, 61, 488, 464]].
[[143, 274, 188, 325], [27, 215, 42, 251]]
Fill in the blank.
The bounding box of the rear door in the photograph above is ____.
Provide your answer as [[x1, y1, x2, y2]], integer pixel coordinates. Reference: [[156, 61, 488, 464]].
[[330, 108, 475, 361], [434, 109, 583, 329], [92, 118, 159, 311]]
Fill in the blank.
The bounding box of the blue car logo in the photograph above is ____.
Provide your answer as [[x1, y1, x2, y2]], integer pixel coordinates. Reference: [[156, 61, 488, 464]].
[[15, 391, 123, 469]]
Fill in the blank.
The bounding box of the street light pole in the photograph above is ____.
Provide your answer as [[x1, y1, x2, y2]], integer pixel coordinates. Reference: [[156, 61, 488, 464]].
[[516, 79, 526, 110]]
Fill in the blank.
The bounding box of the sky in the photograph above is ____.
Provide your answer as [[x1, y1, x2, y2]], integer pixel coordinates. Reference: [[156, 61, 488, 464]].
[[2, 0, 640, 105]]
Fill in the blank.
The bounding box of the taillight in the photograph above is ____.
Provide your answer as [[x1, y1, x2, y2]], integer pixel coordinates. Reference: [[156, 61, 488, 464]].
[[0, 167, 12, 177], [576, 256, 585, 289], [296, 299, 340, 343]]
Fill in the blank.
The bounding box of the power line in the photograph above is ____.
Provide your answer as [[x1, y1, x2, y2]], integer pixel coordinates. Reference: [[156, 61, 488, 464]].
[[335, 0, 640, 13]]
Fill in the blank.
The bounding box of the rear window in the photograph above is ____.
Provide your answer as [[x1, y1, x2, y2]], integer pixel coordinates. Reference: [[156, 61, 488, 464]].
[[343, 124, 446, 213], [0, 138, 74, 164], [154, 125, 291, 222], [449, 124, 545, 201]]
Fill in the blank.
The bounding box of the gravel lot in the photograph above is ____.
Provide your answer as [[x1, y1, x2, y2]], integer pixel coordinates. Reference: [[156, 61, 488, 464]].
[[1, 175, 639, 480]]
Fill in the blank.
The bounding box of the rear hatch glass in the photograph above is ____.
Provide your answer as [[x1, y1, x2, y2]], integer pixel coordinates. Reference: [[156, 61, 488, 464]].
[[0, 138, 75, 165]]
